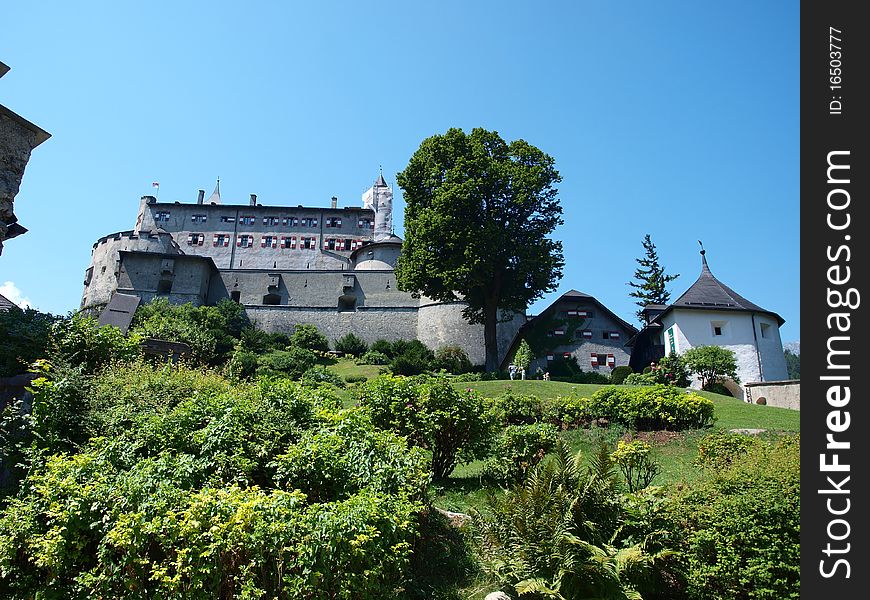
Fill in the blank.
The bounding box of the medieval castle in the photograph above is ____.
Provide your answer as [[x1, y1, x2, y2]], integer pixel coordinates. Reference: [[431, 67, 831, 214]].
[[80, 174, 790, 402]]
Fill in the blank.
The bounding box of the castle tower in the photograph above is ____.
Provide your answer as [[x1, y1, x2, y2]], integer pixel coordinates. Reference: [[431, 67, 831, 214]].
[[362, 172, 393, 242]]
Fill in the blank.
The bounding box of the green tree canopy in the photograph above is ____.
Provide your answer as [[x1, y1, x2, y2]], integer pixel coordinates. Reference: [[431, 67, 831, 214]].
[[682, 345, 740, 390], [628, 234, 679, 322], [396, 128, 564, 372]]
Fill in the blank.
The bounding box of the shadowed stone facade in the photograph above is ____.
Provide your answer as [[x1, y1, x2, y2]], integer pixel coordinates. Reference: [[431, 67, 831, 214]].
[[81, 176, 524, 365], [0, 62, 51, 255]]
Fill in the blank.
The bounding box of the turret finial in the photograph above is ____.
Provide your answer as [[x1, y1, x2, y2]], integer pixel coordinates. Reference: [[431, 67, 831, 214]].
[[698, 240, 710, 271]]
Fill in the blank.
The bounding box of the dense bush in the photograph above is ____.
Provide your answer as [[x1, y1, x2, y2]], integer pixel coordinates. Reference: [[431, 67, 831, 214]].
[[551, 371, 611, 384], [0, 362, 431, 599], [390, 341, 435, 376], [257, 346, 317, 379], [433, 345, 473, 374], [300, 365, 346, 388], [50, 314, 141, 373], [624, 371, 658, 385], [542, 394, 590, 428], [651, 354, 691, 387], [694, 431, 756, 469], [344, 374, 368, 384], [131, 298, 247, 364], [356, 375, 493, 478], [587, 385, 715, 430], [370, 338, 396, 357], [290, 323, 330, 352], [610, 365, 633, 385], [669, 435, 800, 599], [357, 350, 390, 365], [224, 347, 259, 379], [490, 390, 544, 425], [334, 332, 368, 356], [0, 306, 60, 376], [481, 423, 558, 484]]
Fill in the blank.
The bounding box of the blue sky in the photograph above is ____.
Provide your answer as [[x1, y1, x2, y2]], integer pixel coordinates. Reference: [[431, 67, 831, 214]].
[[2, 1, 799, 341]]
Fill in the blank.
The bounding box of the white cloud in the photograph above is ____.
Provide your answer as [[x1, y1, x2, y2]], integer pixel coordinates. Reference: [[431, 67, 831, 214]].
[[0, 281, 34, 309]]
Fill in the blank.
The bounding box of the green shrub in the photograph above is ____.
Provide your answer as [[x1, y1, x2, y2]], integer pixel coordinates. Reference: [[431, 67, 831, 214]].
[[551, 371, 611, 384], [624, 371, 658, 385], [542, 394, 590, 428], [334, 332, 368, 356], [651, 354, 691, 387], [694, 431, 757, 469], [357, 350, 390, 365], [224, 347, 258, 379], [290, 323, 329, 352], [300, 365, 346, 388], [610, 365, 633, 385], [669, 435, 800, 599], [258, 347, 317, 379], [433, 345, 473, 374], [356, 375, 493, 479], [490, 390, 544, 425], [50, 314, 141, 373], [481, 423, 558, 484], [0, 306, 60, 377], [370, 339, 395, 357], [390, 342, 435, 376], [453, 371, 483, 382], [587, 385, 715, 430], [344, 374, 368, 384], [611, 439, 661, 492]]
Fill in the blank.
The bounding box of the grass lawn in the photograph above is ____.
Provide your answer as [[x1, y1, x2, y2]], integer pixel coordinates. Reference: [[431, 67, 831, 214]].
[[433, 380, 800, 513]]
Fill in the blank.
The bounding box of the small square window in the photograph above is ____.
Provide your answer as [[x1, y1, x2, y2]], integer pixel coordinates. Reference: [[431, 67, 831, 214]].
[[760, 323, 771, 339], [711, 321, 727, 337]]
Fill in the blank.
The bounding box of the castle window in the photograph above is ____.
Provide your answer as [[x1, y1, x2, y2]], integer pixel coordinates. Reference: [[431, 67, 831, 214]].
[[300, 217, 317, 227], [300, 236, 315, 249], [342, 239, 353, 251], [281, 236, 297, 249], [324, 238, 337, 251], [220, 216, 235, 223], [263, 216, 279, 226], [602, 332, 611, 339], [155, 211, 170, 222], [358, 218, 373, 229], [760, 322, 771, 339], [581, 329, 593, 339], [83, 267, 93, 286], [282, 217, 299, 226], [260, 235, 277, 248], [325, 217, 342, 228], [191, 214, 207, 223], [240, 216, 256, 226], [237, 235, 254, 248], [186, 233, 205, 246], [711, 320, 727, 337], [608, 331, 620, 340], [213, 234, 230, 247]]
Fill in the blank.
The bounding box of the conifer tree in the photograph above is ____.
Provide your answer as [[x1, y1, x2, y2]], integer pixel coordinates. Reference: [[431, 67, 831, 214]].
[[628, 234, 679, 322]]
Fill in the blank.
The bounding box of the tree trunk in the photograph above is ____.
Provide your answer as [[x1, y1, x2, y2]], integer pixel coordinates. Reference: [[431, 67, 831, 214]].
[[484, 299, 499, 373]]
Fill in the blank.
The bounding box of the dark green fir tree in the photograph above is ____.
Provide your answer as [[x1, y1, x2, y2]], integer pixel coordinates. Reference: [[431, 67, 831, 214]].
[[628, 234, 679, 322]]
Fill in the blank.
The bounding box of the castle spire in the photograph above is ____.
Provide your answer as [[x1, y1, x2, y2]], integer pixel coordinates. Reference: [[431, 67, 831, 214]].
[[206, 178, 221, 205], [698, 240, 710, 273]]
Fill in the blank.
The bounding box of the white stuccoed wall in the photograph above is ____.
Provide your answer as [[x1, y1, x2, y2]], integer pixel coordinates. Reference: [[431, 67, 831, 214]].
[[660, 308, 788, 395]]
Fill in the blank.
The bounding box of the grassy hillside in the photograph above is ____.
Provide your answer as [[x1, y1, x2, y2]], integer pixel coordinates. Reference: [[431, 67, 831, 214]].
[[434, 379, 799, 514]]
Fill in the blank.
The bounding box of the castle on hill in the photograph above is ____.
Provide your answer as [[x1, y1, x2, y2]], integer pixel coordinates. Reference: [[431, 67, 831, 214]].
[[80, 175, 524, 365]]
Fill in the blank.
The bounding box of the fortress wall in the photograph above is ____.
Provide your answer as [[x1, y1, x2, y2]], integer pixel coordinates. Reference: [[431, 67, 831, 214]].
[[245, 305, 419, 346], [81, 231, 179, 309], [117, 253, 214, 307], [417, 301, 525, 366]]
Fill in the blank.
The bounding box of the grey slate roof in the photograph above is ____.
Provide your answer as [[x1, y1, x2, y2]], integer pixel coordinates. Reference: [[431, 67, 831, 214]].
[[375, 173, 388, 187], [662, 252, 784, 325], [98, 293, 141, 333], [0, 292, 17, 312]]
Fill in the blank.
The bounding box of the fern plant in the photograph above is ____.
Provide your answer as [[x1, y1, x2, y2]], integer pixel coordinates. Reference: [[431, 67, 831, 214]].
[[480, 440, 677, 600]]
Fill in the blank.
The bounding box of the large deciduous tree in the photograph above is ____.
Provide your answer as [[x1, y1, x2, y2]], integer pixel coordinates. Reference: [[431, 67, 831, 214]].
[[628, 234, 679, 322], [395, 128, 564, 372]]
